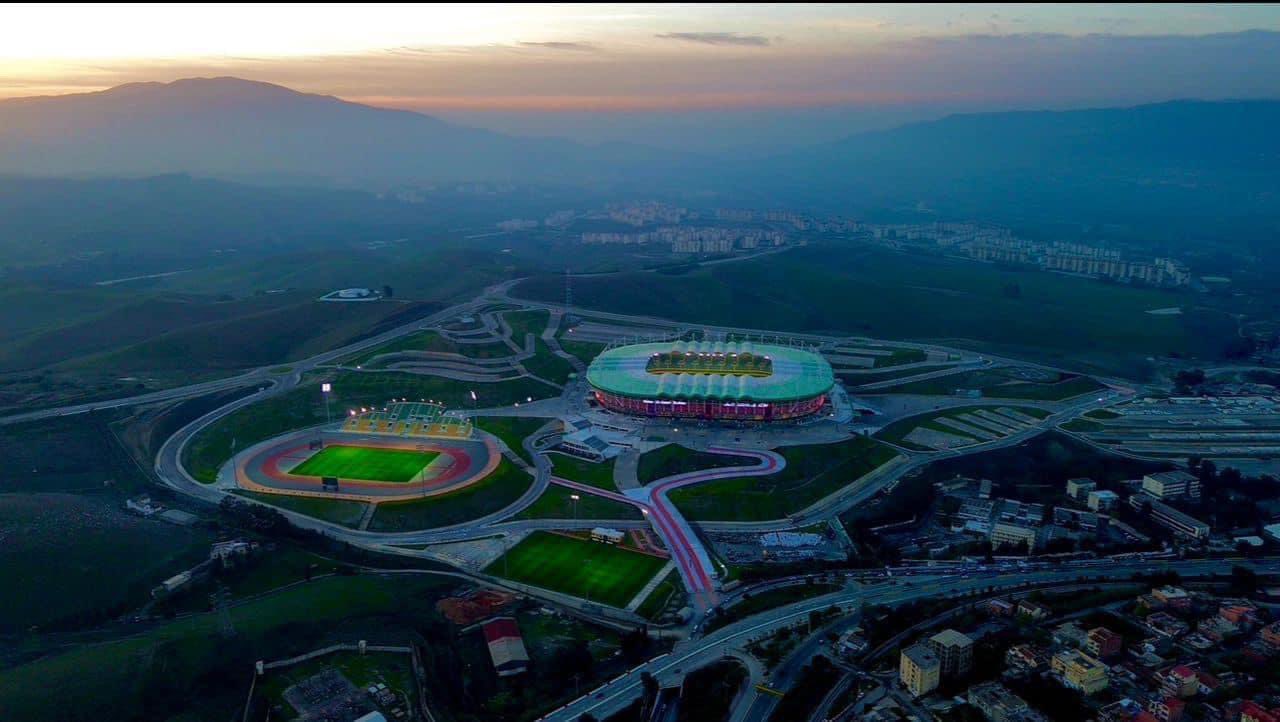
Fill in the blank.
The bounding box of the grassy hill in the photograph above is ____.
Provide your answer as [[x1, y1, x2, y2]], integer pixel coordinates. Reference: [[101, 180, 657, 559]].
[[515, 245, 1236, 377]]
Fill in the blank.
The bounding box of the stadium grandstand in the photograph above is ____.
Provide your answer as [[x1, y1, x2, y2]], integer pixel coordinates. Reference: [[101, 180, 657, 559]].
[[586, 338, 834, 421], [342, 400, 473, 439]]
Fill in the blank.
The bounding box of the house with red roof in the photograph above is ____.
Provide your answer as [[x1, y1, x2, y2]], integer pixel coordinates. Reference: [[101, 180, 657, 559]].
[[482, 616, 530, 677]]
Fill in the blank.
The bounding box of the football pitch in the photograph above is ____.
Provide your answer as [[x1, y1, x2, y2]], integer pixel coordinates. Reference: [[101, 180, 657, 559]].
[[289, 445, 439, 483], [485, 531, 669, 608]]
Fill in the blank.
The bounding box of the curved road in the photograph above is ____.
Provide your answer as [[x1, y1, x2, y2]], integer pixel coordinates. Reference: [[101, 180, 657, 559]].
[[538, 557, 1280, 722]]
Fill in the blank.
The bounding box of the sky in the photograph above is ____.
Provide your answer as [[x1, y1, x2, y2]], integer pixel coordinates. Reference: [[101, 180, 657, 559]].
[[5, 3, 1280, 150]]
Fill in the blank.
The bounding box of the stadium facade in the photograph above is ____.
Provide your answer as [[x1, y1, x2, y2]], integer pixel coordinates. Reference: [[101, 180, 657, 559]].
[[586, 339, 834, 421]]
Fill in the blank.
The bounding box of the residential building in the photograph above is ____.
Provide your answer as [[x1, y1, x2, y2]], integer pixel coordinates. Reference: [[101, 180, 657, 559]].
[[1087, 489, 1120, 512], [1260, 621, 1280, 649], [900, 643, 941, 697], [1128, 493, 1210, 540], [987, 598, 1016, 617], [1017, 600, 1051, 620], [1085, 627, 1123, 659], [1005, 644, 1049, 674], [927, 629, 974, 678], [991, 521, 1038, 551], [1052, 622, 1090, 649], [967, 681, 1049, 722], [1151, 586, 1193, 610], [1242, 701, 1280, 722], [1053, 506, 1102, 532], [1158, 665, 1199, 699], [1145, 612, 1191, 639], [1051, 649, 1109, 695], [1147, 697, 1185, 722], [1067, 478, 1097, 501], [1142, 471, 1201, 502]]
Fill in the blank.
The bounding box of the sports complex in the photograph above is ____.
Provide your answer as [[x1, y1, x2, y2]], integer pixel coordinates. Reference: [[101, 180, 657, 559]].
[[233, 402, 500, 502], [586, 339, 835, 421]]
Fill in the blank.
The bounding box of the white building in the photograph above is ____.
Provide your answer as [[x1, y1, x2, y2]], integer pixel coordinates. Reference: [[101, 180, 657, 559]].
[[1142, 471, 1201, 502], [591, 527, 626, 544], [1087, 490, 1120, 512]]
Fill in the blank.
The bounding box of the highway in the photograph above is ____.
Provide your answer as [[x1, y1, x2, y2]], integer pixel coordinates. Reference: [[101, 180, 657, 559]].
[[538, 558, 1280, 721]]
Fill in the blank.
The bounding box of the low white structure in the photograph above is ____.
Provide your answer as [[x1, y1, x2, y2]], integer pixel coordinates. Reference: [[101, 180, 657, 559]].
[[591, 527, 626, 544], [319, 287, 381, 302]]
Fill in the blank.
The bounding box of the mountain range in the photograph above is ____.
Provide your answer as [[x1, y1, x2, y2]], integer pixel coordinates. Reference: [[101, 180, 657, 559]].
[[2, 77, 1278, 235], [0, 77, 666, 186]]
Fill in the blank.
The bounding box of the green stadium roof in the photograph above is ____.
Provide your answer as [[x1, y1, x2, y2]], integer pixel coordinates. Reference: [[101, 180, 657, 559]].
[[587, 340, 834, 402]]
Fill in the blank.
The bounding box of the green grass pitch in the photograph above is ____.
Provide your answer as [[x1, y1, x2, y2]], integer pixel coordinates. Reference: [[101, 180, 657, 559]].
[[485, 531, 668, 608], [290, 445, 439, 483]]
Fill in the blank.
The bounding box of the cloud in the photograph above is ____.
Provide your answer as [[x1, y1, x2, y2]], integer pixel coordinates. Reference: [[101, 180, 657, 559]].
[[654, 32, 770, 47], [517, 41, 598, 52]]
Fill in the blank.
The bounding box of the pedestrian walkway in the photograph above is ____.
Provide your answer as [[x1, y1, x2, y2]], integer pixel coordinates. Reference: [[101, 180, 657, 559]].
[[613, 450, 641, 491], [624, 559, 676, 612]]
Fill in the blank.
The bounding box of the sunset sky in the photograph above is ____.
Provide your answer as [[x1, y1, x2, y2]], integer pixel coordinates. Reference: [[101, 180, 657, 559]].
[[4, 3, 1280, 114]]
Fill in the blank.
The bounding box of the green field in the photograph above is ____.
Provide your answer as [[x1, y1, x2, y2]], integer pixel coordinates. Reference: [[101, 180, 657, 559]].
[[486, 531, 668, 608], [184, 370, 555, 483], [668, 437, 899, 522], [558, 338, 607, 365], [235, 490, 369, 527], [343, 330, 514, 367], [838, 364, 957, 387], [504, 310, 577, 385], [515, 485, 643, 521], [369, 458, 534, 531], [549, 452, 617, 491], [879, 369, 1106, 401], [290, 445, 439, 482], [635, 569, 684, 620], [0, 574, 450, 722], [474, 415, 551, 465], [637, 444, 754, 484], [515, 245, 1238, 377], [874, 405, 1052, 450]]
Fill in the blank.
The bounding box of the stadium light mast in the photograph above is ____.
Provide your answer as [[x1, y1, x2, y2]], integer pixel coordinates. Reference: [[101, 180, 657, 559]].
[[570, 493, 580, 520], [321, 382, 333, 426]]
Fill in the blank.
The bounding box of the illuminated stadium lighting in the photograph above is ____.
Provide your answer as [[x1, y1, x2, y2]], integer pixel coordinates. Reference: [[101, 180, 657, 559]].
[[586, 339, 832, 422]]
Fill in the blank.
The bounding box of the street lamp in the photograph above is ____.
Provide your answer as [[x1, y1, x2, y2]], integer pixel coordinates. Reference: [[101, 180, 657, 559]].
[[321, 383, 333, 426], [570, 493, 580, 520]]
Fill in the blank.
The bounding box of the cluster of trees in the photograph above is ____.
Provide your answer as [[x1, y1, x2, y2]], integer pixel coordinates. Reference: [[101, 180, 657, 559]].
[[1187, 457, 1280, 532]]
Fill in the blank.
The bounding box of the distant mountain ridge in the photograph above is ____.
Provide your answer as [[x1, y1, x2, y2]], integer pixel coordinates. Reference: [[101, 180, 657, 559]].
[[748, 99, 1280, 233], [0, 77, 664, 184], [1, 77, 1278, 237]]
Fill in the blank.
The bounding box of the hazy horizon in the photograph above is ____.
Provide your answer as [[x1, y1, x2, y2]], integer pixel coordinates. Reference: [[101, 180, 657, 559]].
[[5, 4, 1280, 149]]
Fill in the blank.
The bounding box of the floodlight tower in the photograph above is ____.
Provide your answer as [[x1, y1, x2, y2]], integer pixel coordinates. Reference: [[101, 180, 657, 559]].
[[321, 382, 333, 425]]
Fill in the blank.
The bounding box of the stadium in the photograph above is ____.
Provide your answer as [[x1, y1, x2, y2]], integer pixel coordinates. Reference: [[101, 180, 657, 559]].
[[586, 339, 835, 422], [232, 402, 500, 502]]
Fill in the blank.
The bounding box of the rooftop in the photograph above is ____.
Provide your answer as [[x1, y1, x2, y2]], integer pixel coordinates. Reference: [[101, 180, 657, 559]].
[[587, 340, 834, 402]]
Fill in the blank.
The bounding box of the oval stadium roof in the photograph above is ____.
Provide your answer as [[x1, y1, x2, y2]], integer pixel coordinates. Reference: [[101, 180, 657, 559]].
[[587, 340, 834, 403]]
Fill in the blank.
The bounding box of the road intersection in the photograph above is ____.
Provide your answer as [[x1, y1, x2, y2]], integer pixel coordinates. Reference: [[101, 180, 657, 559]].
[[2, 278, 1172, 720]]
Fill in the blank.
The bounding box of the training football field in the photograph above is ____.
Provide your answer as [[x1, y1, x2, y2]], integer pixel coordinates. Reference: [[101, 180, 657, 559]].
[[290, 445, 439, 483], [485, 531, 668, 608]]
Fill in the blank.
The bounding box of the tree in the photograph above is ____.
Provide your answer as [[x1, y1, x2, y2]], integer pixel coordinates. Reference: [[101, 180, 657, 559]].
[[382, 284, 394, 298], [620, 625, 651, 663], [1231, 565, 1258, 595], [1174, 368, 1206, 392]]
